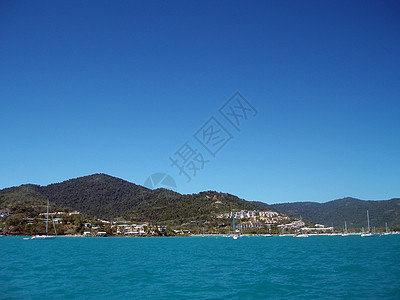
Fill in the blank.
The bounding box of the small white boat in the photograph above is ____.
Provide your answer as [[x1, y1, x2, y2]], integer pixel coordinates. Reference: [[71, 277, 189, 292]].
[[31, 235, 56, 240], [361, 232, 374, 237], [294, 233, 309, 238]]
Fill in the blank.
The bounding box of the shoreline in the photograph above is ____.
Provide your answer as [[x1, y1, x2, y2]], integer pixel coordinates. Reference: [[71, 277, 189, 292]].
[[4, 232, 399, 238]]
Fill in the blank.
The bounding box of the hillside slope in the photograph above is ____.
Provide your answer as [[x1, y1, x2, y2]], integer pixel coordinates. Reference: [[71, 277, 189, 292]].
[[40, 173, 150, 219], [1, 175, 399, 228], [0, 174, 270, 223], [270, 197, 400, 228]]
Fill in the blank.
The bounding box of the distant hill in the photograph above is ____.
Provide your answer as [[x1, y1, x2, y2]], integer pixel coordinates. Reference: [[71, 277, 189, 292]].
[[0, 174, 270, 224], [270, 197, 400, 229]]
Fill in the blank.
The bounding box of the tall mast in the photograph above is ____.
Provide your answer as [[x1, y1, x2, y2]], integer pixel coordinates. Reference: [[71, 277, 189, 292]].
[[46, 199, 49, 234], [232, 212, 236, 235], [367, 210, 370, 232]]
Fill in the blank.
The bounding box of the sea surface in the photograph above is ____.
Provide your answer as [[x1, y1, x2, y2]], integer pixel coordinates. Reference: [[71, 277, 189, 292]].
[[1, 235, 399, 299]]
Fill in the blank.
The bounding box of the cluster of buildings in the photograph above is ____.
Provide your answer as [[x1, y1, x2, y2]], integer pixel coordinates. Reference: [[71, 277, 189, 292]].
[[300, 224, 334, 232], [217, 210, 274, 219], [82, 221, 171, 236], [240, 221, 264, 229], [39, 211, 80, 217], [216, 210, 294, 229], [259, 214, 290, 225], [114, 224, 148, 235], [277, 220, 305, 230]]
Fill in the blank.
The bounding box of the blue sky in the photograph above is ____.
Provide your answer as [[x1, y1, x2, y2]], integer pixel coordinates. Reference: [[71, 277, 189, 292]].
[[1, 0, 399, 204]]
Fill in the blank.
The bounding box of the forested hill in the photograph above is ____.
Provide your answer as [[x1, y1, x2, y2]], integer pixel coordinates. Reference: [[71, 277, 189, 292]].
[[0, 174, 271, 223], [270, 197, 400, 229], [41, 173, 150, 219], [1, 174, 399, 227]]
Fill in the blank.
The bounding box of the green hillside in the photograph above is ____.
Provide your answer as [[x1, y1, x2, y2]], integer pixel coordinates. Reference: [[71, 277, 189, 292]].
[[270, 197, 400, 229], [40, 173, 150, 219], [0, 174, 270, 224], [1, 174, 399, 230], [0, 184, 48, 215]]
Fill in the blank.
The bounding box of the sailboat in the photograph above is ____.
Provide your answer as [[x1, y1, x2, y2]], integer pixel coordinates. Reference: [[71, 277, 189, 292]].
[[361, 210, 374, 237], [232, 212, 239, 239], [31, 199, 57, 239], [381, 222, 391, 236], [341, 221, 349, 236]]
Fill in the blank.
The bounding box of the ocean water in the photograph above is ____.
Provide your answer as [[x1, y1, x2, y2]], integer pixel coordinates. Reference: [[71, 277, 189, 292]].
[[1, 235, 399, 299]]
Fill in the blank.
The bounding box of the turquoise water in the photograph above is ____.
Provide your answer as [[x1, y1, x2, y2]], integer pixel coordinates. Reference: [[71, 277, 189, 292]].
[[1, 235, 399, 299]]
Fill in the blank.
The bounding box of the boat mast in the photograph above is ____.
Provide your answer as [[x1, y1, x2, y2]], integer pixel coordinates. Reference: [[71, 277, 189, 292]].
[[46, 199, 49, 235], [367, 210, 370, 233], [232, 212, 236, 235]]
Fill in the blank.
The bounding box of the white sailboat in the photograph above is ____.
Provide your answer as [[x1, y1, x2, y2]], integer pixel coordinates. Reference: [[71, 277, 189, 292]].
[[381, 222, 391, 236], [31, 199, 57, 240], [361, 210, 374, 237], [232, 212, 238, 239], [341, 221, 349, 236]]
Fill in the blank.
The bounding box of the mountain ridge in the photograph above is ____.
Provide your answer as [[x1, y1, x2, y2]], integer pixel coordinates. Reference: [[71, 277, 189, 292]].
[[1, 173, 399, 228], [270, 197, 400, 228]]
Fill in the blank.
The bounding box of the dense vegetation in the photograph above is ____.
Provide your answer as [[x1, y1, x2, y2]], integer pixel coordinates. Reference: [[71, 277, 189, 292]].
[[41, 173, 149, 219], [270, 197, 400, 229], [127, 190, 270, 225], [0, 174, 271, 226]]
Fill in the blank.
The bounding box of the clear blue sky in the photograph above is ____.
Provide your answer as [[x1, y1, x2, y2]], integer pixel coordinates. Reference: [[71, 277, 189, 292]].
[[1, 0, 399, 204]]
